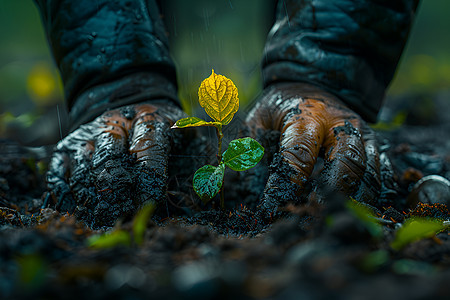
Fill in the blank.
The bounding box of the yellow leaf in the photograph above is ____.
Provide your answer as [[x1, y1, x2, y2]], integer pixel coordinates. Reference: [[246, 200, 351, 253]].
[[198, 69, 239, 125]]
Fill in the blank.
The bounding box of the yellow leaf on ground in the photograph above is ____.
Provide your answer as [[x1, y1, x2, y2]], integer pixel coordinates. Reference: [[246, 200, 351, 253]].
[[198, 69, 239, 125]]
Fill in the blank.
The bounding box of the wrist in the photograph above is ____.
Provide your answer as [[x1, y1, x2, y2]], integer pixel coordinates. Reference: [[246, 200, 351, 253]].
[[264, 82, 349, 108], [69, 72, 180, 131]]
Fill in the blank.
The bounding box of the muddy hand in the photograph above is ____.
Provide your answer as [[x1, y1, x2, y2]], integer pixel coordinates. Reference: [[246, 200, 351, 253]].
[[45, 102, 184, 225], [246, 83, 382, 219]]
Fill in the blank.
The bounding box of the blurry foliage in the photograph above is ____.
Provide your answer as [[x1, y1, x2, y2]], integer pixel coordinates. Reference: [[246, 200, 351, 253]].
[[0, 1, 63, 143], [359, 250, 389, 273], [370, 111, 407, 131], [1, 0, 450, 144], [16, 254, 47, 291], [88, 202, 155, 249], [0, 111, 38, 128], [392, 259, 436, 275], [389, 54, 450, 95], [87, 229, 132, 249], [390, 218, 447, 250], [346, 199, 383, 239], [0, 2, 63, 107], [132, 202, 156, 245], [26, 62, 61, 105], [389, 0, 450, 95]]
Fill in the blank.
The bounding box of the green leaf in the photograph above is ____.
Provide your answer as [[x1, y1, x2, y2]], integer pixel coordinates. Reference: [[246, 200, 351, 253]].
[[193, 163, 225, 203], [391, 218, 447, 250], [171, 117, 220, 129], [133, 202, 156, 245], [222, 137, 264, 171], [87, 230, 131, 249], [346, 199, 383, 238]]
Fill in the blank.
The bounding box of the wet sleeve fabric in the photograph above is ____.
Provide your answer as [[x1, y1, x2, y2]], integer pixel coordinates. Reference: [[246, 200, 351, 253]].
[[34, 0, 179, 130], [263, 0, 419, 122]]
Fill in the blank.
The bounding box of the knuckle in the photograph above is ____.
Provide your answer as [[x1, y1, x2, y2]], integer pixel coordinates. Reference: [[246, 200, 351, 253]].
[[336, 146, 366, 173], [279, 149, 312, 184], [281, 145, 314, 168]]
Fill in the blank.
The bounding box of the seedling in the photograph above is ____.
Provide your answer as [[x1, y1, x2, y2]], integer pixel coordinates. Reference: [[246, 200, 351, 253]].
[[172, 70, 264, 209]]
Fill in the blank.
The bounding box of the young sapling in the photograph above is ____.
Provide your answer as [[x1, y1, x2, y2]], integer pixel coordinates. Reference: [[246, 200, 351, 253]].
[[171, 70, 264, 209]]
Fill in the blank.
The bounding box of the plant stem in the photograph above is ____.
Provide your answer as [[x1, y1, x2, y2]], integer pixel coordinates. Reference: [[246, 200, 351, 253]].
[[216, 125, 223, 163], [216, 125, 225, 209]]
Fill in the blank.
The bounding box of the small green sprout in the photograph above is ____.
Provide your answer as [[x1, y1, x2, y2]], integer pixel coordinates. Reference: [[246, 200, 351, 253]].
[[172, 70, 264, 209], [87, 202, 155, 248], [390, 218, 448, 250]]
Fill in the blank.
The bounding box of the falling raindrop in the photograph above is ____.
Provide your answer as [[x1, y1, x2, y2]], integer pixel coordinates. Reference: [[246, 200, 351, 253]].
[[239, 42, 244, 62], [203, 8, 210, 31]]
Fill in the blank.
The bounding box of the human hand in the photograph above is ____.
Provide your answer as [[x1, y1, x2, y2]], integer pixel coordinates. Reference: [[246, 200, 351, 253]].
[[44, 101, 184, 228], [246, 83, 382, 219]]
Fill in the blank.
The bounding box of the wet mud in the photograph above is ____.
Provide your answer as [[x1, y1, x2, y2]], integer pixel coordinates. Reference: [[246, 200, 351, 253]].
[[2, 93, 450, 299]]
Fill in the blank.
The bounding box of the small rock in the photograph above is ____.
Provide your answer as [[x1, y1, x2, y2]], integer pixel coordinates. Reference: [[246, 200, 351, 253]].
[[406, 175, 450, 208]]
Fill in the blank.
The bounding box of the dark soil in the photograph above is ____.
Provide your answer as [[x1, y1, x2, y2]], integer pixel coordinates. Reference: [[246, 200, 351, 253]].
[[2, 92, 450, 299]]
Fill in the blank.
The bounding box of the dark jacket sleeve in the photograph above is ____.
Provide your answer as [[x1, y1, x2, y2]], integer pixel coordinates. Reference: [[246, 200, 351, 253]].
[[34, 0, 179, 130], [263, 0, 419, 122]]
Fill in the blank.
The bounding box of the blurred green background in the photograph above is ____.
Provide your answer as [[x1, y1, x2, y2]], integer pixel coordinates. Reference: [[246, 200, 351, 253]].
[[1, 0, 449, 145]]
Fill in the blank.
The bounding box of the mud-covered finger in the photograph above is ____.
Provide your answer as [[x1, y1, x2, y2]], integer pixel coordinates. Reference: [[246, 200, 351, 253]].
[[90, 117, 129, 176], [49, 125, 99, 211], [46, 146, 72, 210], [47, 137, 92, 212], [259, 117, 324, 215], [352, 127, 381, 206], [67, 136, 97, 208], [378, 152, 398, 207], [312, 121, 367, 202], [237, 112, 281, 209], [49, 123, 103, 213], [130, 111, 171, 207]]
